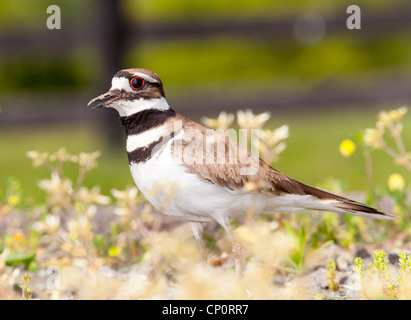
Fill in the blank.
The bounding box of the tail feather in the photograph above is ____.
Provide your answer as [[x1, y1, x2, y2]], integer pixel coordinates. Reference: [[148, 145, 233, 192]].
[[293, 180, 396, 220], [317, 198, 396, 220]]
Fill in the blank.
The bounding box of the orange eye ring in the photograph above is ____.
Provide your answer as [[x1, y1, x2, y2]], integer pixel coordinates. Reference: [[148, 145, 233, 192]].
[[130, 77, 145, 90]]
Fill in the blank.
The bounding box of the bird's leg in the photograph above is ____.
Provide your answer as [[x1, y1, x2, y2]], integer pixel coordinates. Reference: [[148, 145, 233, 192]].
[[232, 241, 243, 279], [189, 221, 207, 262], [220, 215, 243, 278]]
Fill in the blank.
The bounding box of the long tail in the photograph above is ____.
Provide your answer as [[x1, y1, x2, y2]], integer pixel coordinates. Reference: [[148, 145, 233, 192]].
[[294, 180, 396, 220]]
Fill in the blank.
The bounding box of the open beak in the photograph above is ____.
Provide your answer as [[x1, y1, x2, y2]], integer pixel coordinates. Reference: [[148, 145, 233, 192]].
[[87, 92, 118, 111]]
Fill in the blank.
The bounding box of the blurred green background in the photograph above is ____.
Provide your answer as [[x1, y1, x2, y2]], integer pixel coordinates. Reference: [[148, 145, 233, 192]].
[[0, 0, 410, 203]]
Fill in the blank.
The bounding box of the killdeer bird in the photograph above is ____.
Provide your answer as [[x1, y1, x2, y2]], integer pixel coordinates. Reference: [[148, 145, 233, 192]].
[[88, 68, 395, 276]]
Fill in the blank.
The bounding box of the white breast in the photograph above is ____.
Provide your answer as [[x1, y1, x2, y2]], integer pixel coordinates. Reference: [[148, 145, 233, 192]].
[[126, 125, 169, 152], [128, 133, 225, 222]]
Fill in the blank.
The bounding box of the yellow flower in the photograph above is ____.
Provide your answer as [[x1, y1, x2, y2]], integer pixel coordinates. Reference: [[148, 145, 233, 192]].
[[13, 230, 25, 242], [388, 173, 405, 191], [108, 246, 120, 257], [339, 139, 356, 157], [7, 195, 20, 206]]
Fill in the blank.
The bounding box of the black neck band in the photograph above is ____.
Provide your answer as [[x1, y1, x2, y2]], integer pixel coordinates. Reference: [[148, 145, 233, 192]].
[[119, 108, 176, 136]]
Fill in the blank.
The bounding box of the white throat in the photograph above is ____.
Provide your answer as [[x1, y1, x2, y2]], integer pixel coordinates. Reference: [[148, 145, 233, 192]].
[[109, 97, 170, 117]]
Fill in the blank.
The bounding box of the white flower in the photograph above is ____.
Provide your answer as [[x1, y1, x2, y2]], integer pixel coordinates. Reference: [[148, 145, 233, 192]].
[[71, 151, 101, 171], [201, 111, 235, 131], [259, 125, 289, 146], [272, 142, 287, 155], [237, 109, 271, 129], [258, 125, 289, 164], [38, 171, 73, 195], [77, 186, 111, 206], [363, 128, 383, 148], [49, 148, 71, 162], [111, 187, 139, 201], [68, 216, 92, 241], [33, 215, 61, 234], [45, 214, 61, 231], [27, 150, 49, 167], [378, 107, 408, 128], [114, 207, 130, 216]]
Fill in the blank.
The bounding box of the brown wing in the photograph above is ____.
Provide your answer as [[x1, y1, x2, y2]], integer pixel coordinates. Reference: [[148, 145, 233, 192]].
[[172, 115, 306, 195]]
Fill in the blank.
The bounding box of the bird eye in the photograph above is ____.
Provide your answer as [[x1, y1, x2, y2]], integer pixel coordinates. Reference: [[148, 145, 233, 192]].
[[130, 77, 145, 90]]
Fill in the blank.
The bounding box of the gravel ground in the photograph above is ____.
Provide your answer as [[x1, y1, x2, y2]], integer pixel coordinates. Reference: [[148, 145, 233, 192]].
[[6, 239, 410, 300], [2, 200, 411, 300]]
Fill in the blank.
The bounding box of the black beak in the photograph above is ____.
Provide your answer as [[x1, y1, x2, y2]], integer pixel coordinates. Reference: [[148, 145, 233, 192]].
[[87, 92, 118, 111]]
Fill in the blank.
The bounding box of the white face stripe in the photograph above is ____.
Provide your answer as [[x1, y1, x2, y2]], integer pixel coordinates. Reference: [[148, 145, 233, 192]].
[[111, 77, 134, 93], [126, 125, 169, 152], [108, 96, 170, 117], [131, 72, 159, 84]]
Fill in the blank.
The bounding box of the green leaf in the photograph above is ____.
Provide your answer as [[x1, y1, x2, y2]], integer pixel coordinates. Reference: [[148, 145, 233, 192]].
[[5, 252, 36, 266], [298, 226, 306, 253], [93, 234, 107, 247], [28, 259, 40, 272]]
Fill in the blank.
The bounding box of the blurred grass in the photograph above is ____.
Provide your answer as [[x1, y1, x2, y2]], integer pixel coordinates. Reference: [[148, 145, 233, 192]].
[[0, 50, 95, 94], [1, 107, 409, 204], [130, 34, 411, 96], [0, 125, 133, 204], [2, 34, 410, 96]]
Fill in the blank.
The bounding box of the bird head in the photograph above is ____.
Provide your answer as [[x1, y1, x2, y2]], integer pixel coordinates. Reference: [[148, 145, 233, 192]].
[[87, 68, 169, 117]]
